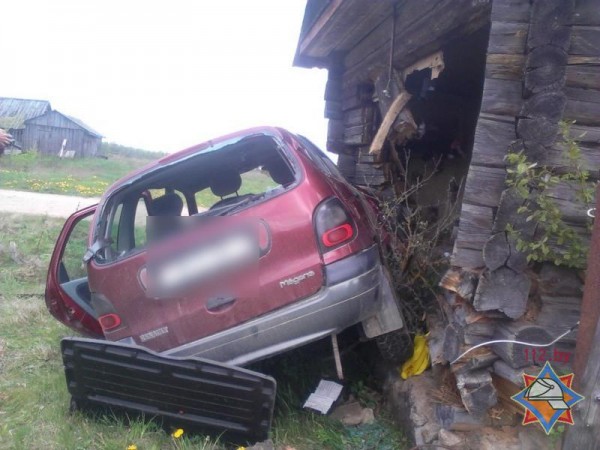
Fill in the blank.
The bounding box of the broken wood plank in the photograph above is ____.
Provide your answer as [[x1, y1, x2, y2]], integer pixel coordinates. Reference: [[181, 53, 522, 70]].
[[368, 91, 411, 155], [473, 267, 531, 319]]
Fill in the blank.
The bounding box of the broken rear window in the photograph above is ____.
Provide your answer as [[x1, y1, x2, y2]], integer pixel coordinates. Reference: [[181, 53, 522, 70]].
[[96, 134, 296, 263]]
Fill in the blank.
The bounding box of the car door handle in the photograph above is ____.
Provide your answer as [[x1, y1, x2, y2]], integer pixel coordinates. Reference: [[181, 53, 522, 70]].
[[206, 296, 236, 312]]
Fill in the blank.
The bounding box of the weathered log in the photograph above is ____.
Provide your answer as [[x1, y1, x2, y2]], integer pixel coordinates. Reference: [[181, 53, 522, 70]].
[[492, 188, 532, 237], [524, 46, 567, 95], [487, 22, 528, 54], [480, 78, 523, 117], [528, 0, 573, 42], [452, 347, 498, 371], [569, 25, 600, 57], [473, 267, 531, 319], [470, 114, 517, 168], [436, 404, 487, 431], [369, 91, 411, 155], [572, 0, 600, 25], [324, 100, 343, 120], [485, 56, 526, 81], [462, 165, 507, 208], [439, 268, 476, 300], [354, 163, 386, 186], [443, 323, 464, 363], [451, 246, 485, 271], [516, 117, 559, 147], [538, 263, 583, 297], [564, 86, 600, 126], [493, 360, 526, 386], [536, 295, 581, 344], [336, 153, 357, 183], [327, 118, 344, 143], [483, 233, 510, 271], [520, 91, 566, 120], [492, 321, 552, 368], [490, 0, 530, 23], [455, 370, 498, 416], [455, 203, 494, 250], [565, 64, 600, 90]]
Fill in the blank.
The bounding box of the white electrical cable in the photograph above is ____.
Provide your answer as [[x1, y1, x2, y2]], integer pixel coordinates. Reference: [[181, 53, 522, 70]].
[[450, 321, 580, 365]]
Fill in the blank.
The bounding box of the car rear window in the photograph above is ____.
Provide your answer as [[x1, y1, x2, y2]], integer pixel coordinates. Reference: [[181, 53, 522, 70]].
[[96, 134, 297, 264]]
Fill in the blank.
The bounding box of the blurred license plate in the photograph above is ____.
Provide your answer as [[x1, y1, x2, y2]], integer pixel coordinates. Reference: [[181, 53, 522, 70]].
[[147, 230, 258, 297]]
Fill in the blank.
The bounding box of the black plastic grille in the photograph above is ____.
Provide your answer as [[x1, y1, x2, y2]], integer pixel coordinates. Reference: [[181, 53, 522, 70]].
[[61, 338, 276, 442]]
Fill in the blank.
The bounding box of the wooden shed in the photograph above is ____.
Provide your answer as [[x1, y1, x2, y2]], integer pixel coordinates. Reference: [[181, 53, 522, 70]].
[[295, 0, 599, 424], [0, 97, 51, 146], [24, 110, 103, 157]]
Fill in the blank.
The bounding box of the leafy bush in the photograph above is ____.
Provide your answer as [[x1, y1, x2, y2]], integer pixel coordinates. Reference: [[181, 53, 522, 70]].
[[505, 121, 595, 268]]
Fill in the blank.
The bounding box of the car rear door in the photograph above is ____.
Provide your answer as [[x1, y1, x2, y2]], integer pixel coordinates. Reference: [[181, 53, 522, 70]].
[[45, 205, 103, 338]]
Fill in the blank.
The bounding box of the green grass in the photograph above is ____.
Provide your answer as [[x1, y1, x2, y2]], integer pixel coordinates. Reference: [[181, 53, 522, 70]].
[[0, 151, 156, 197], [0, 213, 408, 449]]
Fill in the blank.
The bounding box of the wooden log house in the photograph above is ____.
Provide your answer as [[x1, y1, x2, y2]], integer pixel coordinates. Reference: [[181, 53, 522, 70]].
[[295, 0, 600, 422]]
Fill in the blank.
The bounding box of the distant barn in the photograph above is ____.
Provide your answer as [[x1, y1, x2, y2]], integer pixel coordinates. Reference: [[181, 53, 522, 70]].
[[0, 97, 102, 157]]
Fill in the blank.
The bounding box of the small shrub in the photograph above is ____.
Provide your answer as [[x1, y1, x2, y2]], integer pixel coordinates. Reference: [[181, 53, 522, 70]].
[[505, 121, 595, 268]]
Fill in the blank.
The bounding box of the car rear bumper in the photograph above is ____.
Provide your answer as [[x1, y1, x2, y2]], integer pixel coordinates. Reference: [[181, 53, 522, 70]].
[[161, 245, 385, 365]]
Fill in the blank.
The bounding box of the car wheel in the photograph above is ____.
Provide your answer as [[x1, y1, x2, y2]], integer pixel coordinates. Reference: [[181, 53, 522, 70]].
[[375, 329, 413, 365]]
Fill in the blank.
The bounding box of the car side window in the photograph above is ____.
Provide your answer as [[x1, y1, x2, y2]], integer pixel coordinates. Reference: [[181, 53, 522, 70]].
[[103, 189, 190, 262]]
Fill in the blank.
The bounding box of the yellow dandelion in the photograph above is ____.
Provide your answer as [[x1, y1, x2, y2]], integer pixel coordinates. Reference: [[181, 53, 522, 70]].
[[126, 445, 137, 450], [172, 428, 184, 439]]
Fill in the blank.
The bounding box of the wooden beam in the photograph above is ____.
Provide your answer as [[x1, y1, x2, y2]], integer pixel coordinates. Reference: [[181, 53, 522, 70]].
[[368, 91, 411, 155]]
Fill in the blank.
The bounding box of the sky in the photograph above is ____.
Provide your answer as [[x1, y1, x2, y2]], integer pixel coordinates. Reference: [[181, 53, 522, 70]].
[[1, 0, 328, 153]]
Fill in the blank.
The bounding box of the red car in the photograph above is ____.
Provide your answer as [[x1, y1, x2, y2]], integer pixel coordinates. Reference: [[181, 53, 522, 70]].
[[46, 127, 406, 366]]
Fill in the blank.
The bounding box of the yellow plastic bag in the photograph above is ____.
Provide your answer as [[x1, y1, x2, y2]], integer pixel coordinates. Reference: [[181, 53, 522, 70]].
[[400, 334, 429, 379]]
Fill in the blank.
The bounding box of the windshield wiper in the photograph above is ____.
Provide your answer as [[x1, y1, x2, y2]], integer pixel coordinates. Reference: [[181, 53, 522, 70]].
[[213, 194, 263, 216]]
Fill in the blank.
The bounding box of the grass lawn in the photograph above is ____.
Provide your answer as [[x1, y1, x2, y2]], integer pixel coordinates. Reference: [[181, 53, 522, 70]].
[[0, 151, 155, 197], [0, 213, 408, 449]]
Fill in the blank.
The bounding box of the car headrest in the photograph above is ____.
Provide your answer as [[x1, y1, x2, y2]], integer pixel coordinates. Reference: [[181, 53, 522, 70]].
[[150, 193, 183, 216], [210, 170, 242, 197], [266, 159, 294, 186]]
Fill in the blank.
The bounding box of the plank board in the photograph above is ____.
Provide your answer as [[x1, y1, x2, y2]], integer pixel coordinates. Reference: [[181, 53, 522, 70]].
[[462, 165, 507, 208], [487, 21, 529, 54], [564, 86, 600, 126], [485, 53, 526, 81], [470, 114, 517, 168], [569, 25, 600, 56], [480, 78, 523, 117]]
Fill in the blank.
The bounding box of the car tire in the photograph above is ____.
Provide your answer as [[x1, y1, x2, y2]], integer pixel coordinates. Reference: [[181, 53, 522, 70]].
[[375, 329, 413, 365]]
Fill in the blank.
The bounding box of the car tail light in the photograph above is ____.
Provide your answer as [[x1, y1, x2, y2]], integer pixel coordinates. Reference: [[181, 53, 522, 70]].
[[98, 313, 122, 331], [314, 198, 355, 252]]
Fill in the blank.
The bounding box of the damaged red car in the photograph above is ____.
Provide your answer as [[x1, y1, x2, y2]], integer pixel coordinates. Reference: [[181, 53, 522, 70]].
[[46, 127, 407, 366]]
